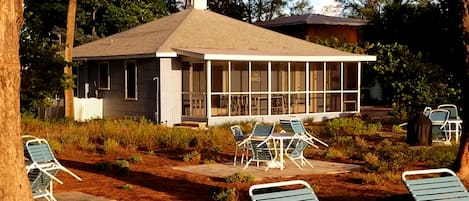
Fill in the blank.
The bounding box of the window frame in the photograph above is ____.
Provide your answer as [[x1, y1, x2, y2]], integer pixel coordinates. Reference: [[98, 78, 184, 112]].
[[124, 60, 138, 100], [98, 62, 110, 90]]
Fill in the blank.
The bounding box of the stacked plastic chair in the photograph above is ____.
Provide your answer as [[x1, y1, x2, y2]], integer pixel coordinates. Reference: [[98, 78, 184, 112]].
[[23, 135, 81, 200]]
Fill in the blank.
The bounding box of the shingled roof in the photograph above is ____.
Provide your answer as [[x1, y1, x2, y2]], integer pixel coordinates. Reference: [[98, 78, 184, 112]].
[[255, 14, 368, 28], [73, 9, 374, 61]]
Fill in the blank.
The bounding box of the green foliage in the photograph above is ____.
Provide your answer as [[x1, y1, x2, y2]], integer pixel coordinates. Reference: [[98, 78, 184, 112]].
[[102, 138, 120, 154], [364, 140, 409, 173], [203, 159, 217, 164], [225, 172, 255, 183], [326, 117, 381, 136], [115, 160, 130, 176], [392, 125, 405, 133], [119, 184, 134, 190], [410, 145, 459, 168], [128, 155, 144, 163], [183, 151, 201, 162], [369, 43, 453, 117], [48, 139, 64, 154], [212, 187, 238, 201], [95, 161, 113, 172]]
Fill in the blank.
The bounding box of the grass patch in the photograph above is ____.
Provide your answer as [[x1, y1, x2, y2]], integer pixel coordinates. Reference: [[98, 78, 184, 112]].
[[225, 172, 255, 183]]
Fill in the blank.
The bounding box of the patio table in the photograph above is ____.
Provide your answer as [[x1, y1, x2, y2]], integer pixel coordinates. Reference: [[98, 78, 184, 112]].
[[256, 133, 300, 170]]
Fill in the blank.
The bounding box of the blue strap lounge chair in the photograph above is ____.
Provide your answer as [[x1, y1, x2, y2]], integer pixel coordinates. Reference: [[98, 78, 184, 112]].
[[24, 138, 82, 183], [244, 139, 277, 171], [249, 180, 320, 201], [402, 168, 469, 201], [230, 125, 249, 166], [29, 168, 59, 201], [428, 109, 451, 144], [279, 119, 328, 148]]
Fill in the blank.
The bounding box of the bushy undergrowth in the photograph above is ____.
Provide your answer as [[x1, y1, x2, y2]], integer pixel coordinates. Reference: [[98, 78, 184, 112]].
[[22, 117, 233, 154], [212, 187, 238, 201], [225, 172, 255, 183], [326, 117, 382, 136]]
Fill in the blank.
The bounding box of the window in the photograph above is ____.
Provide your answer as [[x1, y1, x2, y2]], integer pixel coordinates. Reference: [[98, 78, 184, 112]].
[[98, 62, 110, 90], [125, 61, 137, 100]]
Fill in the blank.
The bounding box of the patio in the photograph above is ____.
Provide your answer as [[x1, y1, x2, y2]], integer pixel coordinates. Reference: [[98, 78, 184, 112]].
[[173, 159, 361, 180]]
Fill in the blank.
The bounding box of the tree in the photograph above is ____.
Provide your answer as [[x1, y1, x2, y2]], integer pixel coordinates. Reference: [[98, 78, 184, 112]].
[[455, 0, 469, 179], [0, 0, 33, 200], [64, 0, 77, 119], [289, 0, 313, 15]]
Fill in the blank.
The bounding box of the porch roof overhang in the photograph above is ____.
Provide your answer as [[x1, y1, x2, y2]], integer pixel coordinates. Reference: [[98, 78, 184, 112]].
[[174, 48, 376, 62]]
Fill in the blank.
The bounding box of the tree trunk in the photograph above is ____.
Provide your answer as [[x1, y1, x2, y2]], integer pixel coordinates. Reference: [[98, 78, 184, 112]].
[[64, 0, 77, 119], [0, 0, 33, 200], [456, 0, 469, 179]]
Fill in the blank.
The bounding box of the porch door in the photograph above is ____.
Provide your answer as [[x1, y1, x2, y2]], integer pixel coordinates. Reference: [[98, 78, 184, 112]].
[[182, 62, 206, 117]]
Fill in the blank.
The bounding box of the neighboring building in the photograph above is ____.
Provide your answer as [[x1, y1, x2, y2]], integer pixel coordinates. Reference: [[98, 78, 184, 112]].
[[72, 1, 376, 126], [255, 14, 368, 43]]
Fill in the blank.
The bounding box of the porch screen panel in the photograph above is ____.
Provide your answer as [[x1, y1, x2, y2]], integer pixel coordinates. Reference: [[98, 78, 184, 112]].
[[231, 61, 249, 116], [344, 62, 358, 90], [251, 62, 268, 115], [271, 62, 288, 92], [326, 62, 340, 90], [211, 61, 229, 116], [326, 93, 340, 112], [271, 62, 288, 115], [310, 93, 324, 113], [182, 62, 190, 115], [309, 62, 324, 91], [290, 62, 306, 114], [192, 63, 206, 117], [344, 93, 358, 111]]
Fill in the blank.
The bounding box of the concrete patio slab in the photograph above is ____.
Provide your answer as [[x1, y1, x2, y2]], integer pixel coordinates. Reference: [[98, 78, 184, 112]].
[[173, 159, 361, 180], [53, 191, 116, 201]]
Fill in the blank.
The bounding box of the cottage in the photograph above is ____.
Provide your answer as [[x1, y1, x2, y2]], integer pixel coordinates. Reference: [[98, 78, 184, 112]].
[[256, 14, 368, 43], [73, 1, 376, 126]]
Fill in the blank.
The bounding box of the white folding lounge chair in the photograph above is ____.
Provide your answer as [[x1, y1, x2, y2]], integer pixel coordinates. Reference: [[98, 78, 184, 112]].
[[249, 180, 320, 201], [24, 138, 82, 183], [402, 168, 469, 201]]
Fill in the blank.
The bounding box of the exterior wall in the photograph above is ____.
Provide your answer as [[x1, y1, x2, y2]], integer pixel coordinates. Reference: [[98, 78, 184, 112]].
[[77, 58, 159, 120], [266, 24, 361, 43], [159, 58, 182, 126], [207, 112, 355, 126], [307, 25, 360, 43]]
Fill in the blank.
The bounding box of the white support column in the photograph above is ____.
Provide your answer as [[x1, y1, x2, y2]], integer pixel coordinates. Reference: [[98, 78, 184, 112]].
[[248, 61, 252, 116], [357, 62, 361, 113], [340, 62, 344, 112], [268, 61, 272, 116], [287, 62, 291, 114], [206, 60, 212, 118], [323, 62, 326, 113], [305, 62, 310, 114], [228, 61, 232, 116]]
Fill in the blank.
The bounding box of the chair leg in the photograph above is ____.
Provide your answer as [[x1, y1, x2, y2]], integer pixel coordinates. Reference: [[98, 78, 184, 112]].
[[243, 159, 253, 170], [233, 147, 238, 166], [286, 155, 303, 171], [302, 157, 314, 168]]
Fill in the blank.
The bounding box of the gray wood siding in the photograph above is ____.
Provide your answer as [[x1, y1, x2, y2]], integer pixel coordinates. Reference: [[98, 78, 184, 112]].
[[79, 58, 159, 120]]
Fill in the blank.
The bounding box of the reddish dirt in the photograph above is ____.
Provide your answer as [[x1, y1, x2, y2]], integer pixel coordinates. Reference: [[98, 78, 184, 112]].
[[54, 148, 414, 201]]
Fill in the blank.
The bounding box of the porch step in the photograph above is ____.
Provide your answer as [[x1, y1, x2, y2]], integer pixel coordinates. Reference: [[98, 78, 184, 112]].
[[177, 121, 208, 130]]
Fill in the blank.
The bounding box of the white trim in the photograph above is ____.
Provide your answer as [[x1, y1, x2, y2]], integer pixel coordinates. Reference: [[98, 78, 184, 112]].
[[207, 60, 212, 118], [305, 62, 309, 114], [340, 62, 344, 112], [357, 62, 361, 113], [156, 52, 178, 57], [124, 60, 138, 100]]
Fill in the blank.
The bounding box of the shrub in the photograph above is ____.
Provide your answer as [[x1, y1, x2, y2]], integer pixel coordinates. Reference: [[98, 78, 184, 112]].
[[363, 152, 380, 172], [119, 184, 134, 190], [203, 159, 216, 164], [95, 161, 113, 172], [361, 173, 385, 185], [326, 117, 381, 136], [102, 138, 120, 154], [225, 172, 255, 183], [183, 151, 201, 162], [323, 148, 347, 160], [212, 187, 238, 201], [48, 139, 63, 154], [115, 160, 130, 176], [392, 125, 405, 133], [128, 155, 144, 163]]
